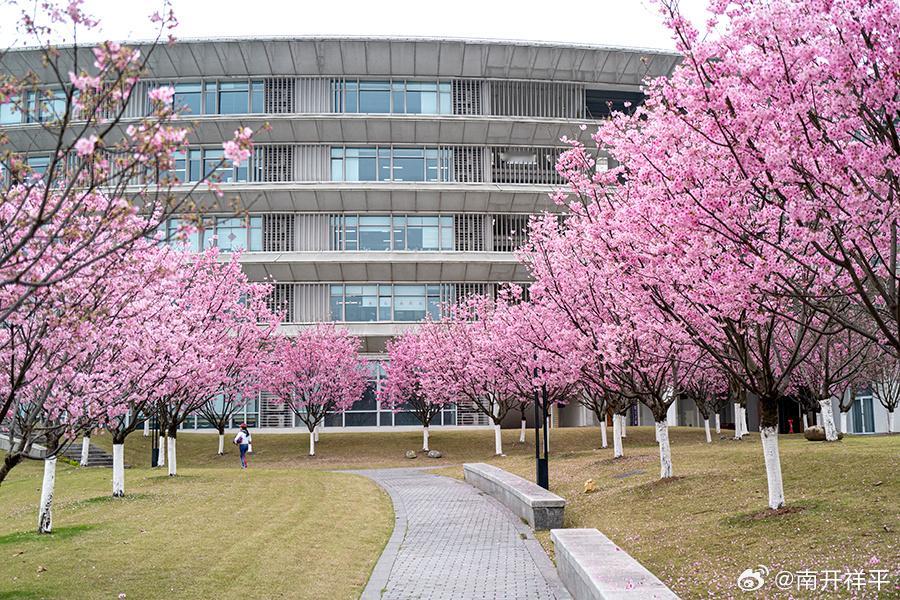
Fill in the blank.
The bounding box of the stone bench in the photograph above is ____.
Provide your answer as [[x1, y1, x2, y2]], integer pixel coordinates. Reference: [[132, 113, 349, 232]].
[[551, 529, 679, 599], [463, 462, 565, 530]]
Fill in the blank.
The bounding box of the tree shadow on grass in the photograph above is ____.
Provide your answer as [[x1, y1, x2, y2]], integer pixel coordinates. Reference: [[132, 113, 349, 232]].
[[75, 493, 154, 506], [0, 589, 44, 599], [0, 524, 95, 545]]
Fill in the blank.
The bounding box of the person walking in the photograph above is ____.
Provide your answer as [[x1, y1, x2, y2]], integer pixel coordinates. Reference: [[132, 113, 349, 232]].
[[233, 424, 252, 469]]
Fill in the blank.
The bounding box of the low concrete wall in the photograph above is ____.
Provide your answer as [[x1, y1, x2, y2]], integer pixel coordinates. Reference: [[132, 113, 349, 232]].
[[463, 462, 565, 530], [551, 529, 679, 599]]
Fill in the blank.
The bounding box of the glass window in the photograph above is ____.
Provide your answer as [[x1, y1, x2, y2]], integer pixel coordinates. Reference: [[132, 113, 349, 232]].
[[344, 285, 378, 321], [344, 148, 377, 181], [358, 216, 391, 251], [26, 155, 50, 176], [250, 81, 264, 113], [203, 82, 217, 114], [391, 82, 405, 113], [203, 149, 232, 182], [407, 216, 440, 250], [392, 216, 406, 250], [427, 285, 442, 320], [248, 216, 262, 251], [173, 82, 201, 115], [394, 285, 426, 321], [189, 149, 202, 182], [392, 148, 425, 182], [407, 81, 438, 114], [358, 81, 390, 113], [439, 82, 452, 114], [170, 151, 188, 183], [0, 97, 22, 124], [345, 216, 358, 250], [378, 285, 392, 321], [28, 90, 66, 123], [218, 81, 250, 114], [330, 285, 344, 321], [345, 81, 358, 113], [440, 216, 454, 250], [216, 217, 247, 252]]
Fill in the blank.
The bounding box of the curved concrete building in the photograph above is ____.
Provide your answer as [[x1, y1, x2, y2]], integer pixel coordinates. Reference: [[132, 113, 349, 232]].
[[2, 37, 681, 431]]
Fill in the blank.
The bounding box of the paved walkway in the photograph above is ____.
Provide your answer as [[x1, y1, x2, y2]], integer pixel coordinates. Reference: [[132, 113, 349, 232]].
[[352, 467, 571, 600]]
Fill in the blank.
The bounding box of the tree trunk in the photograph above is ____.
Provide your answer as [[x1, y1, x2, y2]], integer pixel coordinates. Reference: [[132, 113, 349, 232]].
[[704, 418, 712, 443], [759, 397, 785, 509], [80, 436, 91, 467], [545, 416, 551, 452], [38, 457, 57, 534], [112, 444, 125, 497], [715, 413, 721, 433], [656, 421, 673, 479], [840, 411, 848, 434], [802, 413, 809, 431], [157, 435, 166, 467], [422, 426, 430, 452], [491, 423, 502, 455], [740, 406, 749, 437], [760, 426, 785, 509], [734, 403, 744, 439], [167, 437, 177, 476], [819, 399, 838, 441], [519, 418, 526, 443], [309, 430, 316, 456], [620, 414, 627, 438], [600, 419, 608, 448], [314, 426, 319, 442], [143, 419, 150, 437], [889, 410, 896, 433], [217, 433, 225, 455], [0, 453, 23, 485], [612, 414, 624, 458]]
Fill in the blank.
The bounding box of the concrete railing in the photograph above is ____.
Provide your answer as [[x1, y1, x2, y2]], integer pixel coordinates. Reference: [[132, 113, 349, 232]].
[[463, 462, 565, 530], [551, 529, 680, 599]]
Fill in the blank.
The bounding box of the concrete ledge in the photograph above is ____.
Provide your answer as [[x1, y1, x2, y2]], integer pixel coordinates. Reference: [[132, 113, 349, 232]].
[[551, 529, 679, 599], [463, 462, 565, 530]]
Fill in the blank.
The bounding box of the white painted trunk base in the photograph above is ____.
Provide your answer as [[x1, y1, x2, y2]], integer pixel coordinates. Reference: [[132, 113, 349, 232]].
[[422, 426, 429, 452], [38, 457, 57, 533], [620, 416, 627, 438], [890, 411, 896, 433], [519, 419, 526, 443], [157, 435, 165, 467], [612, 416, 624, 458], [217, 434, 225, 455], [656, 421, 673, 479], [494, 424, 503, 455], [309, 431, 316, 456], [802, 414, 809, 431], [143, 420, 150, 437], [80, 436, 91, 467], [704, 419, 712, 443], [314, 426, 319, 442], [167, 437, 177, 476], [740, 406, 749, 437], [734, 403, 744, 439], [600, 420, 608, 449], [840, 412, 848, 434], [715, 414, 721, 433], [819, 399, 838, 441], [760, 426, 786, 509], [545, 417, 551, 452], [112, 444, 125, 497]]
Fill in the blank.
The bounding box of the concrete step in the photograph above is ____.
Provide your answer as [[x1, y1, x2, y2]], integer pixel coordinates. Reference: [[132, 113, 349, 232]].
[[60, 440, 116, 467]]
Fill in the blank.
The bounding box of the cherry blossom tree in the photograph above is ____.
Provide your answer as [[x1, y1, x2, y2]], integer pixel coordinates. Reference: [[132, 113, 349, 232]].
[[270, 325, 368, 456], [381, 327, 452, 452]]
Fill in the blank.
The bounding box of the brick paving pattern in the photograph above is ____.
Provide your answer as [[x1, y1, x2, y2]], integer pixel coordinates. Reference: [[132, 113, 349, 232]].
[[355, 468, 570, 600]]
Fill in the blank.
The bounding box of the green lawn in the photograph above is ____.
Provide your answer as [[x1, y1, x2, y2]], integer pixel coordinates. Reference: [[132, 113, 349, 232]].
[[3, 427, 897, 599], [0, 460, 392, 599]]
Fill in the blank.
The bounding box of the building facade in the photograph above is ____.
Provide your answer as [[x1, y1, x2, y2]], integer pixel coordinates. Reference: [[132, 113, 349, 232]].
[[3, 37, 682, 431]]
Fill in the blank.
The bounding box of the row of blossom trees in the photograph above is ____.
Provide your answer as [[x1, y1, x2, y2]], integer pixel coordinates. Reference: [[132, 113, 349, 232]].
[[0, 0, 278, 534], [380, 0, 899, 512]]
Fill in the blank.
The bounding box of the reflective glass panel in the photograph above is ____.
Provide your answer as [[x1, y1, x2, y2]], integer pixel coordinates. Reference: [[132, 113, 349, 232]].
[[173, 82, 201, 115]]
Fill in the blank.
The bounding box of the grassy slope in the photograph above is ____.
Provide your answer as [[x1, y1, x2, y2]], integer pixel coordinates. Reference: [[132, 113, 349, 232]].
[[4, 427, 897, 599], [0, 460, 392, 599]]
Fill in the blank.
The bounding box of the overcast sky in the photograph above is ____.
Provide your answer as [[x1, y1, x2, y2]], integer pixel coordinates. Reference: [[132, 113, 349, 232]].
[[1, 0, 712, 50]]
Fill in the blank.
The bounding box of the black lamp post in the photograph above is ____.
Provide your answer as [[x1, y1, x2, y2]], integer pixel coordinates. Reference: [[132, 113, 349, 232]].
[[534, 367, 549, 489], [150, 412, 159, 467]]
